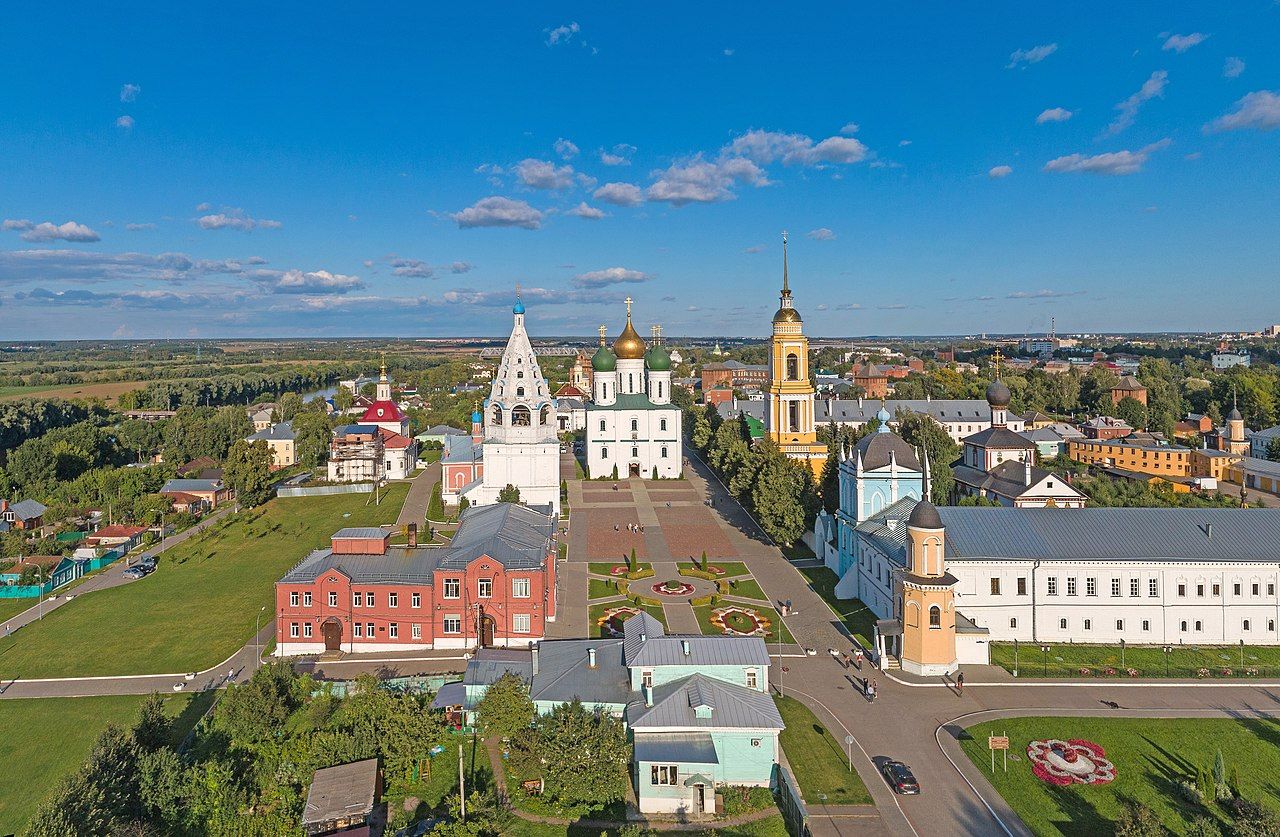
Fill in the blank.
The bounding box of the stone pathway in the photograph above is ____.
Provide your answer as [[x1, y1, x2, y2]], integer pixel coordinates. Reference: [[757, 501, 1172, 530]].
[[395, 460, 441, 527], [662, 601, 702, 634]]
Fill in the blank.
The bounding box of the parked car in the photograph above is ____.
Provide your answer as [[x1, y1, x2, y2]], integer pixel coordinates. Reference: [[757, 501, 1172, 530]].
[[137, 558, 157, 572], [122, 566, 147, 580], [881, 761, 920, 795]]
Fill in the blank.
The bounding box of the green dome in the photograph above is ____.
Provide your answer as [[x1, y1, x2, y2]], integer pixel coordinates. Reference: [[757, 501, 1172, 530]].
[[591, 344, 617, 372], [645, 344, 671, 372]]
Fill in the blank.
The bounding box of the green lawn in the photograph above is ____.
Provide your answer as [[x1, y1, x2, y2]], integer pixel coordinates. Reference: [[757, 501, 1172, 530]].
[[0, 597, 34, 625], [959, 716, 1280, 835], [693, 604, 796, 645], [0, 485, 407, 679], [588, 578, 620, 601], [587, 601, 667, 637], [780, 541, 816, 561], [677, 560, 751, 578], [774, 695, 872, 805], [797, 566, 875, 649], [0, 692, 209, 836], [991, 641, 1280, 678], [0, 384, 63, 399], [587, 561, 653, 576], [388, 733, 493, 825], [506, 814, 788, 837]]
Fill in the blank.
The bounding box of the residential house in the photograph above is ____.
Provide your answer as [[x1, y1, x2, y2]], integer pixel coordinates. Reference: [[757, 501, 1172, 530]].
[[84, 524, 148, 551], [457, 613, 781, 816], [1250, 425, 1280, 460], [1021, 423, 1085, 459], [1080, 416, 1133, 440], [176, 456, 223, 480], [1068, 437, 1192, 478], [161, 478, 232, 509], [248, 405, 277, 431], [302, 758, 382, 837], [722, 397, 1025, 444], [0, 498, 47, 531], [246, 421, 297, 470], [414, 425, 467, 447]]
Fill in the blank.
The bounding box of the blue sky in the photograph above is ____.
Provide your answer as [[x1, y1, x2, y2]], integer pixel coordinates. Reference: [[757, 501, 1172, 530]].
[[2, 2, 1278, 340]]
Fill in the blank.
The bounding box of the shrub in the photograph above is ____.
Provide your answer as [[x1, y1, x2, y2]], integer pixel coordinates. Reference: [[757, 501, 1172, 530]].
[[690, 594, 715, 607], [720, 786, 775, 818], [679, 567, 717, 581], [627, 567, 655, 581], [716, 579, 730, 595], [1177, 777, 1205, 804], [630, 594, 664, 607]]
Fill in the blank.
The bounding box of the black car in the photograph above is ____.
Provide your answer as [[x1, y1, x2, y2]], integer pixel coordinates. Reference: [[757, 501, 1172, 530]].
[[881, 760, 920, 795]]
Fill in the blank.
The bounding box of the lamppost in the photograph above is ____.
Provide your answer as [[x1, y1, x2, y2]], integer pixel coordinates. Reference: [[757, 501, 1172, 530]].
[[254, 605, 266, 672], [1041, 645, 1050, 677], [1163, 645, 1172, 677], [844, 735, 855, 772], [1120, 638, 1126, 670], [1240, 638, 1246, 670], [1013, 638, 1019, 678], [36, 565, 45, 620]]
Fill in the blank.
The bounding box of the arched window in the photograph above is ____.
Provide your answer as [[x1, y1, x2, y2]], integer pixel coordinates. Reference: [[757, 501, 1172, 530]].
[[540, 405, 552, 425], [516, 386, 525, 398], [928, 605, 941, 628], [630, 418, 638, 432], [490, 405, 503, 426], [601, 446, 609, 458], [659, 418, 667, 432], [1180, 620, 1188, 632], [628, 373, 635, 392], [1195, 620, 1202, 632], [517, 370, 524, 379], [511, 405, 531, 426], [599, 419, 606, 432], [786, 353, 800, 380]]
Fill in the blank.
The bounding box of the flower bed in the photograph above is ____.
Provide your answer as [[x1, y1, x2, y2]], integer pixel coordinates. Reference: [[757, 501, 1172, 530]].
[[596, 605, 643, 636], [1026, 738, 1116, 786], [710, 606, 772, 637], [651, 580, 695, 597]]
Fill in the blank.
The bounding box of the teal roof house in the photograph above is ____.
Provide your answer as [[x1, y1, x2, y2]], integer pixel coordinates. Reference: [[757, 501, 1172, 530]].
[[457, 612, 781, 816]]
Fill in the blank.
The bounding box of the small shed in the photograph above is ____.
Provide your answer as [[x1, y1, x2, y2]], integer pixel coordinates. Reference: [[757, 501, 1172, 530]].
[[303, 758, 382, 835]]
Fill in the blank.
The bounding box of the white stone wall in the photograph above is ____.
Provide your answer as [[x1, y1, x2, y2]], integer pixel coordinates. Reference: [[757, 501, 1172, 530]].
[[586, 407, 683, 479]]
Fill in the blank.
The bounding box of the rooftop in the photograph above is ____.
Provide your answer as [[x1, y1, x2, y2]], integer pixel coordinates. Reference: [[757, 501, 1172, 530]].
[[302, 758, 379, 827]]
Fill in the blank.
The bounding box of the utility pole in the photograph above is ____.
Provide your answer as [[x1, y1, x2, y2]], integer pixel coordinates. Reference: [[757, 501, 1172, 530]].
[[458, 743, 466, 821]]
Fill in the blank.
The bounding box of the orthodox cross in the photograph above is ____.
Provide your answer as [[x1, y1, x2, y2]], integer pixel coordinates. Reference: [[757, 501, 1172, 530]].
[[598, 324, 608, 346], [625, 296, 633, 317], [992, 347, 1003, 379]]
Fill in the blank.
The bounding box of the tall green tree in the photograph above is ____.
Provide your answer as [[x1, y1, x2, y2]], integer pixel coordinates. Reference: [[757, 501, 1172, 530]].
[[474, 672, 535, 740], [750, 451, 808, 545], [223, 439, 274, 507], [512, 699, 630, 807], [497, 484, 522, 504]]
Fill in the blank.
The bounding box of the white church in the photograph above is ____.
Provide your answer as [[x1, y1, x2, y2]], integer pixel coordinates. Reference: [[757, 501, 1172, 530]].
[[441, 296, 562, 514], [585, 298, 682, 479]]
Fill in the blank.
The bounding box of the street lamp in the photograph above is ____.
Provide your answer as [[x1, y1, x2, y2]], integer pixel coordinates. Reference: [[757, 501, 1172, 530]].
[[1013, 638, 1019, 678], [1240, 639, 1246, 670], [1041, 645, 1050, 677], [1120, 638, 1125, 670], [254, 605, 267, 672], [844, 735, 855, 772], [36, 565, 45, 620], [1163, 645, 1172, 677]]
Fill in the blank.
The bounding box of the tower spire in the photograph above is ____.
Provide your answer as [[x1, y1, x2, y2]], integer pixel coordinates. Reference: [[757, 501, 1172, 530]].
[[598, 324, 608, 346], [993, 347, 1003, 380], [781, 230, 791, 297]]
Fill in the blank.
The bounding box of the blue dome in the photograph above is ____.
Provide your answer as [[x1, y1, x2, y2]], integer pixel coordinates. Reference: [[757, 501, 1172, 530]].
[[513, 298, 525, 315], [875, 406, 891, 431], [471, 409, 482, 424]]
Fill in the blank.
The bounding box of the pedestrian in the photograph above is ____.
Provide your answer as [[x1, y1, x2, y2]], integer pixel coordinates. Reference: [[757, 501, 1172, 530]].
[[956, 671, 964, 695], [871, 679, 878, 701], [854, 648, 864, 669]]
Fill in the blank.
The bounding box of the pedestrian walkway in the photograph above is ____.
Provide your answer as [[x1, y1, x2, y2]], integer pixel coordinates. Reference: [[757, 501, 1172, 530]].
[[396, 461, 441, 527], [662, 600, 702, 634]]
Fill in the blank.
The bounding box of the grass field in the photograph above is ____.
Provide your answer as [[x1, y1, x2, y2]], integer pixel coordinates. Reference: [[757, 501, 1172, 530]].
[[506, 814, 788, 837], [0, 598, 34, 625], [723, 577, 770, 602], [797, 566, 876, 649], [991, 641, 1280, 678], [774, 695, 872, 805], [959, 716, 1280, 835], [693, 604, 796, 645], [587, 601, 667, 637], [588, 578, 619, 600], [587, 561, 653, 576], [0, 380, 150, 404], [677, 560, 751, 578], [0, 485, 407, 679], [0, 692, 209, 836]]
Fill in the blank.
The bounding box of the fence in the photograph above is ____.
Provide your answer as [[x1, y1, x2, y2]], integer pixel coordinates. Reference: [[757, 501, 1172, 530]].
[[313, 674, 459, 697], [992, 641, 1280, 679], [276, 483, 374, 498], [774, 760, 810, 837]]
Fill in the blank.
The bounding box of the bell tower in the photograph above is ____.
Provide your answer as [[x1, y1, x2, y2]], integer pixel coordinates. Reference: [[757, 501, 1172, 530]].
[[897, 500, 959, 677], [766, 231, 827, 477]]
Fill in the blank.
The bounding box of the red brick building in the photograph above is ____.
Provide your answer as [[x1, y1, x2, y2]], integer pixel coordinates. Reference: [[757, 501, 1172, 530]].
[[852, 364, 890, 399], [274, 503, 557, 656]]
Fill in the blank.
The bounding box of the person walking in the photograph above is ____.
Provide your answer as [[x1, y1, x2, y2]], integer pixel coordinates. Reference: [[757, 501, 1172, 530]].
[[871, 679, 878, 702], [956, 671, 964, 695], [854, 648, 864, 669]]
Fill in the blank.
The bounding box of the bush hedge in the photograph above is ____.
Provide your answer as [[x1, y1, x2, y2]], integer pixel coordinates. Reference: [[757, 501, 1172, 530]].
[[678, 567, 718, 581]]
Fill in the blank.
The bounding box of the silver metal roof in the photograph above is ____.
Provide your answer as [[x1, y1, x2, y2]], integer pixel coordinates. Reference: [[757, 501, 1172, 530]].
[[530, 638, 631, 706], [627, 633, 771, 669], [634, 732, 719, 765], [629, 674, 783, 731], [442, 503, 555, 570], [302, 758, 378, 826], [854, 431, 922, 471], [332, 527, 388, 539]]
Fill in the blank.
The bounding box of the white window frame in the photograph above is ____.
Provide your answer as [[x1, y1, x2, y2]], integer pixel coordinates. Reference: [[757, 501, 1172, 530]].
[[412, 624, 421, 639], [444, 578, 461, 599], [477, 578, 492, 598], [389, 623, 398, 639], [512, 578, 531, 598], [303, 591, 312, 607], [443, 615, 462, 634], [354, 623, 364, 638], [290, 591, 299, 607], [389, 592, 398, 608], [412, 592, 421, 608], [290, 623, 299, 638], [512, 614, 531, 633], [328, 591, 337, 607], [303, 623, 312, 638]]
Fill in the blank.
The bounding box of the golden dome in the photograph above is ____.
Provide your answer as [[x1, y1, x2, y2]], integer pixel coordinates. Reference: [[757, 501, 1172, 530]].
[[613, 318, 647, 359], [773, 306, 803, 324]]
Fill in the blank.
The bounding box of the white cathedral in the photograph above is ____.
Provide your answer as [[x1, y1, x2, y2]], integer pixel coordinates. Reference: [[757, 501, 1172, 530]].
[[448, 295, 562, 514], [585, 298, 682, 479]]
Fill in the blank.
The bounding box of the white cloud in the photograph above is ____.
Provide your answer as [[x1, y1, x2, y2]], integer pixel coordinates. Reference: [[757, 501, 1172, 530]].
[[1223, 57, 1246, 79], [593, 182, 644, 206], [252, 268, 363, 295], [115, 115, 134, 129], [124, 223, 155, 231], [197, 209, 282, 231], [1105, 70, 1168, 136], [0, 249, 263, 285], [449, 196, 543, 229], [725, 129, 868, 166], [988, 165, 1013, 179], [390, 258, 434, 278], [1007, 289, 1086, 299], [572, 267, 653, 288], [1162, 32, 1208, 53], [815, 303, 828, 311], [807, 228, 836, 241], [599, 143, 636, 166], [195, 202, 211, 212], [836, 303, 863, 311], [839, 122, 860, 135], [898, 139, 912, 147], [1007, 43, 1058, 69], [515, 158, 576, 190], [1036, 107, 1073, 124], [744, 244, 765, 254], [3, 220, 101, 243], [554, 138, 579, 160], [450, 261, 473, 274], [545, 22, 580, 46], [568, 202, 606, 220], [443, 286, 569, 307], [1206, 90, 1280, 132], [120, 83, 140, 102], [1043, 139, 1171, 175], [645, 156, 768, 205], [723, 48, 734, 56]]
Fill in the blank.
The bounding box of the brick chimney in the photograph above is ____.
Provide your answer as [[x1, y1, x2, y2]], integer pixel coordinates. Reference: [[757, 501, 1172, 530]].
[[408, 523, 418, 548]]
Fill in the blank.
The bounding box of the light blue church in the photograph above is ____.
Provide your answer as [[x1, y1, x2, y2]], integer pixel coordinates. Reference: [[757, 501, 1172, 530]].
[[443, 612, 782, 817]]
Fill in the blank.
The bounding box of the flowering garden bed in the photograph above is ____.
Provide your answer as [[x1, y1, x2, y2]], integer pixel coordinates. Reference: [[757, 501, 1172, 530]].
[[1026, 739, 1117, 786]]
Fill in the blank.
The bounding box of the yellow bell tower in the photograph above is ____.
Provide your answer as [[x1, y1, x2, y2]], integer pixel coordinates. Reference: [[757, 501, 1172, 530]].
[[897, 500, 959, 677], [766, 232, 827, 477]]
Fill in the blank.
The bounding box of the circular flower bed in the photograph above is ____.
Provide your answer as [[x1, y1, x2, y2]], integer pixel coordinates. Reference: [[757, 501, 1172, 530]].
[[609, 565, 628, 576], [1026, 739, 1117, 786], [596, 606, 642, 636], [710, 606, 772, 637], [651, 580, 695, 597], [706, 565, 726, 576]]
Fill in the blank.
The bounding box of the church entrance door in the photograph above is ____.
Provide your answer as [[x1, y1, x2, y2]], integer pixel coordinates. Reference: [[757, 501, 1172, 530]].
[[629, 463, 641, 477], [321, 618, 342, 651]]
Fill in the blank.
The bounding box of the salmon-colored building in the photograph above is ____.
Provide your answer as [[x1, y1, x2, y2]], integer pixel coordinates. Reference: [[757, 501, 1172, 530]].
[[274, 503, 557, 655]]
